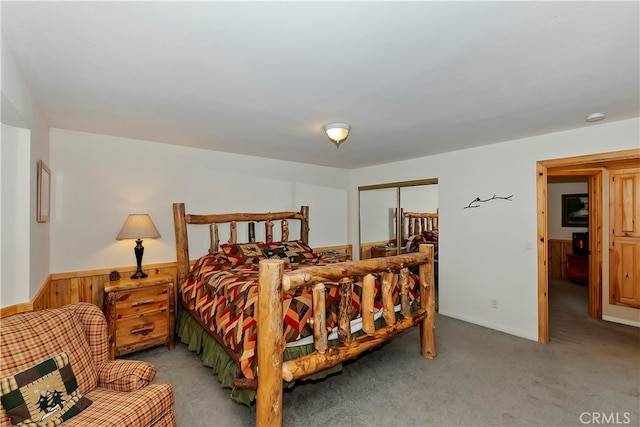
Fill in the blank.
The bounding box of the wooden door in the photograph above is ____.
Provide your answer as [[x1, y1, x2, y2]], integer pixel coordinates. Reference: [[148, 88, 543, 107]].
[[609, 167, 640, 308]]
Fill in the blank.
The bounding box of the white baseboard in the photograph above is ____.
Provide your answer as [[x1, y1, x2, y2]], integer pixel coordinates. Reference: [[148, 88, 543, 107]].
[[602, 315, 640, 328], [437, 310, 539, 342]]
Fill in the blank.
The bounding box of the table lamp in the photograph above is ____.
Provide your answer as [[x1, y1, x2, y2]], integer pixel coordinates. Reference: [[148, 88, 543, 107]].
[[116, 214, 161, 279]]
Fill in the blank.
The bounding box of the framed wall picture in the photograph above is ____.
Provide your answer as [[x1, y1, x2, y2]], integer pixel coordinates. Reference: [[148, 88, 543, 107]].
[[37, 159, 51, 223], [562, 193, 588, 227]]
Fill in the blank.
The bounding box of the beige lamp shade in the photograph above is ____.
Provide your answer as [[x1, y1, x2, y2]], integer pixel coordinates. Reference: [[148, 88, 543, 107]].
[[116, 214, 161, 240]]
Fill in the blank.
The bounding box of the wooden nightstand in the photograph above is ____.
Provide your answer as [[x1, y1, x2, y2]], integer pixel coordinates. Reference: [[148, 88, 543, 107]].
[[371, 245, 399, 258], [566, 254, 589, 286], [104, 273, 175, 358]]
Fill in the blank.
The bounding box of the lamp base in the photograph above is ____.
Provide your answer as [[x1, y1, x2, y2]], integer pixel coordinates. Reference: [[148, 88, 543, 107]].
[[131, 238, 148, 279], [130, 270, 148, 280]]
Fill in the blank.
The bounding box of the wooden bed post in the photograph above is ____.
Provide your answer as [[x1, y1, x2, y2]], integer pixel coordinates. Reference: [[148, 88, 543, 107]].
[[419, 243, 437, 359], [300, 205, 309, 243], [173, 203, 190, 286], [256, 259, 285, 427]]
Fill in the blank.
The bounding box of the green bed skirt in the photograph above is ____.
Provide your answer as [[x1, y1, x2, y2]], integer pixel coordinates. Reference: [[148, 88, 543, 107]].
[[177, 308, 344, 405]]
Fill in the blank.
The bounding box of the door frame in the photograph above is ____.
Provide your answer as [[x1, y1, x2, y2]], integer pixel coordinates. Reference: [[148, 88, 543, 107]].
[[536, 148, 640, 343]]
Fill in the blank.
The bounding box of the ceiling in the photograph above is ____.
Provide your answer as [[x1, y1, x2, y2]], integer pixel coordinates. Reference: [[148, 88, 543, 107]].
[[1, 1, 638, 170]]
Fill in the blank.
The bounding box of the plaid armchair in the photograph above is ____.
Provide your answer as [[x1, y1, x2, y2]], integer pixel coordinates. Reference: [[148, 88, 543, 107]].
[[0, 303, 175, 426]]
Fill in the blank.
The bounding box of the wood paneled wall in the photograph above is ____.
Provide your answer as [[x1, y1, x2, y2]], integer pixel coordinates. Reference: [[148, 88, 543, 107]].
[[548, 239, 572, 280], [1, 262, 178, 318], [2, 244, 352, 317], [37, 263, 178, 312]]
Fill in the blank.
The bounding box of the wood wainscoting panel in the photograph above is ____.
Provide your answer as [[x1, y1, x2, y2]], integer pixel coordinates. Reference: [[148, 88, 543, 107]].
[[548, 239, 573, 280], [11, 262, 179, 314], [49, 263, 178, 311], [5, 244, 352, 315], [4, 244, 351, 315]]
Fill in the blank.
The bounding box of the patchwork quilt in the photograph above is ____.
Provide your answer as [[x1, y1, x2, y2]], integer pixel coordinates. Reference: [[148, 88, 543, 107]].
[[180, 251, 419, 381]]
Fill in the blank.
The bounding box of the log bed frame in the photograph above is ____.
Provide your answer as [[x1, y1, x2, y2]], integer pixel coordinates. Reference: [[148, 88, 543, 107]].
[[402, 209, 438, 239], [172, 203, 437, 427]]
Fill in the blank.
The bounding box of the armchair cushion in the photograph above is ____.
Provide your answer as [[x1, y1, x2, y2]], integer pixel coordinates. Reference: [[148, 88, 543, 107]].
[[64, 384, 175, 427], [0, 307, 98, 394], [96, 360, 156, 392], [69, 303, 110, 366], [1, 304, 175, 427]]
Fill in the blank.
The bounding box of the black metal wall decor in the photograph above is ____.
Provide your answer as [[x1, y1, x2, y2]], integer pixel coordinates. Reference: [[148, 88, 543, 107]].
[[464, 194, 513, 209]]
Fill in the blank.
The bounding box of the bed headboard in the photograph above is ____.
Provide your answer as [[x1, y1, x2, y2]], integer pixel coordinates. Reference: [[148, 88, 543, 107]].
[[402, 210, 438, 239], [172, 203, 310, 285]]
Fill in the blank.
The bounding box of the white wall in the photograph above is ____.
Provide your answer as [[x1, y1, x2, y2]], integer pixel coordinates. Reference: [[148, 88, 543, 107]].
[[548, 182, 588, 240], [49, 129, 349, 273], [360, 187, 397, 243], [360, 184, 438, 243], [1, 31, 637, 339], [401, 185, 438, 213], [350, 118, 640, 340], [1, 38, 50, 300], [0, 124, 31, 306]]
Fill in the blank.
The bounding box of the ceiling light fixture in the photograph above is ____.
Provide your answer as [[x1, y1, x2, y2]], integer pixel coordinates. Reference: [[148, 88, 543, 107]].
[[323, 123, 351, 147], [586, 112, 606, 122]]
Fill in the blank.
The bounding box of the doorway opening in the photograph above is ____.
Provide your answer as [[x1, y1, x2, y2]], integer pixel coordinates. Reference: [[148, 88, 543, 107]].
[[547, 174, 597, 337], [536, 149, 640, 343]]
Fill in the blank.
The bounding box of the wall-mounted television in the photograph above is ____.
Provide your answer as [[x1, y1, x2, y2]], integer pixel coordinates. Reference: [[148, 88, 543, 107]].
[[572, 232, 588, 256]]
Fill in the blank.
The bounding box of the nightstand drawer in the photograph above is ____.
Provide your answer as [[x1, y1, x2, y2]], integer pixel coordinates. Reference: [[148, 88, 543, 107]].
[[114, 286, 168, 318], [115, 311, 169, 349]]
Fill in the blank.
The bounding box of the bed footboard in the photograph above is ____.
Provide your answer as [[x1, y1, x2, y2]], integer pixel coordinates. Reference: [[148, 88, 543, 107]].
[[172, 202, 435, 427], [256, 244, 436, 427]]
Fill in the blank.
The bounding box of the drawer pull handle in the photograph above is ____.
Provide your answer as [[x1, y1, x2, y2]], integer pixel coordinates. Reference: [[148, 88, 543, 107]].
[[131, 299, 155, 307], [131, 325, 155, 335]]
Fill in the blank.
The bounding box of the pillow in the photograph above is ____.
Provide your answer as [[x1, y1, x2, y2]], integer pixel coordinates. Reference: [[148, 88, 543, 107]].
[[406, 234, 428, 253], [422, 230, 438, 241], [220, 242, 269, 265], [263, 240, 316, 263], [0, 308, 98, 394], [0, 352, 92, 426]]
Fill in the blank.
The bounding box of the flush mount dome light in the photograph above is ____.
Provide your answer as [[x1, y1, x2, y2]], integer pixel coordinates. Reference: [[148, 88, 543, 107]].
[[586, 112, 606, 122], [323, 123, 351, 147]]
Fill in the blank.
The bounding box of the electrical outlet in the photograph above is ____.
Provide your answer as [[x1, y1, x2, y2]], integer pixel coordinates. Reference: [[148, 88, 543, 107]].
[[491, 299, 498, 309]]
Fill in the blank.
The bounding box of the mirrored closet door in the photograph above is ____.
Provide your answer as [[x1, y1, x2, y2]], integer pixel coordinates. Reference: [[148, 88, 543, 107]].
[[358, 179, 438, 259]]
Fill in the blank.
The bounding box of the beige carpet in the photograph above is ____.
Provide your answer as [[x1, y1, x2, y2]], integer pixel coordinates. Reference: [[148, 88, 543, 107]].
[[130, 279, 639, 426]]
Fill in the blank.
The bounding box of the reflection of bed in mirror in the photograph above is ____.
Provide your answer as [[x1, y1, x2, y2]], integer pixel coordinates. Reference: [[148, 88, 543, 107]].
[[402, 210, 439, 311], [359, 180, 439, 311], [362, 209, 439, 258], [364, 209, 439, 309], [402, 210, 438, 255], [359, 181, 438, 259]]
